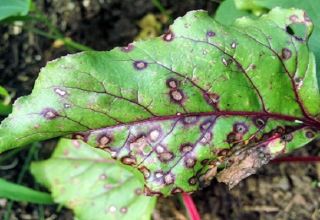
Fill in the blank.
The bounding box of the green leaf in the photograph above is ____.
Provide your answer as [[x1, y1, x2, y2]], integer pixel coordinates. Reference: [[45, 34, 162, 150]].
[[1, 9, 320, 196], [0, 178, 54, 204], [234, 0, 320, 85], [215, 0, 254, 25], [31, 139, 156, 220], [0, 86, 12, 116], [0, 0, 31, 21]]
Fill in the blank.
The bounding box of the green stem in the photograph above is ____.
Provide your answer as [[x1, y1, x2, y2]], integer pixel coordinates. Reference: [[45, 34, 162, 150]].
[[4, 143, 40, 220], [34, 148, 45, 220], [62, 38, 93, 51], [21, 25, 94, 51], [0, 146, 28, 164], [13, 3, 94, 52], [151, 0, 172, 23]]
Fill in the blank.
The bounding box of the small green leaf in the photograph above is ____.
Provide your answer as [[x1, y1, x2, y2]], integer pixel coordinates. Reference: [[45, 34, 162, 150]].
[[1, 9, 320, 195], [31, 139, 156, 220], [0, 178, 54, 204], [0, 0, 31, 21]]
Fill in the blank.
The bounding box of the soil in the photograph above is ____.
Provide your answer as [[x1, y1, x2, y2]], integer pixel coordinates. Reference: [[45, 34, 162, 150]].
[[1, 0, 320, 219]]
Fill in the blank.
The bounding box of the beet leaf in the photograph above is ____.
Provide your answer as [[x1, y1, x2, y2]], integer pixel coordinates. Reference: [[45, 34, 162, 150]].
[[1, 8, 320, 195]]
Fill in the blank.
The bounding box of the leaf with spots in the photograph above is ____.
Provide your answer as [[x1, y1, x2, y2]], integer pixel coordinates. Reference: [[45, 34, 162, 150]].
[[31, 139, 156, 220], [1, 8, 320, 196]]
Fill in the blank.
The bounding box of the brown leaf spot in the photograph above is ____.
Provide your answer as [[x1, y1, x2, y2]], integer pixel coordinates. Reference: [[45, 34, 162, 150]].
[[64, 103, 71, 108], [54, 88, 67, 97], [158, 151, 175, 163], [72, 140, 81, 148], [41, 108, 59, 120], [233, 122, 248, 134], [104, 184, 113, 190], [154, 170, 164, 179], [170, 89, 184, 102], [290, 15, 299, 22], [99, 174, 107, 180], [107, 205, 117, 213], [163, 31, 174, 41], [253, 117, 267, 128], [120, 207, 128, 214], [182, 116, 199, 125], [204, 93, 220, 106], [166, 78, 178, 89], [226, 132, 241, 145], [207, 31, 216, 37], [134, 60, 148, 70], [148, 129, 161, 142], [97, 134, 112, 148], [171, 187, 184, 194], [200, 132, 212, 145], [200, 119, 214, 132], [154, 144, 166, 154], [107, 149, 118, 159], [129, 135, 150, 155], [135, 188, 143, 195], [222, 57, 228, 66], [281, 48, 292, 60], [72, 133, 88, 142], [63, 149, 69, 156], [188, 176, 198, 185], [184, 156, 197, 168], [180, 143, 194, 153], [200, 159, 209, 165], [281, 133, 293, 142], [305, 130, 315, 139], [144, 186, 163, 196], [121, 156, 137, 165], [139, 166, 151, 179], [121, 43, 134, 52], [163, 172, 175, 185], [231, 42, 237, 49], [294, 77, 303, 89]]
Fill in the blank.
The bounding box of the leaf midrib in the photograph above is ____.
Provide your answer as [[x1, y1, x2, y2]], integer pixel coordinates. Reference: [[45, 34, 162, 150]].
[[90, 110, 320, 131]]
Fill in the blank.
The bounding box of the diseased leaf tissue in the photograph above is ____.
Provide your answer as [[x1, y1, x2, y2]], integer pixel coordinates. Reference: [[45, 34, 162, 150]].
[[1, 8, 320, 196]]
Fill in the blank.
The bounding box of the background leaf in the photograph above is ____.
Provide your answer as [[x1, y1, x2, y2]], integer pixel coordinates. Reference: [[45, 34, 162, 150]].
[[0, 178, 54, 204], [1, 9, 320, 195], [0, 0, 31, 21], [215, 0, 253, 25], [31, 138, 156, 220]]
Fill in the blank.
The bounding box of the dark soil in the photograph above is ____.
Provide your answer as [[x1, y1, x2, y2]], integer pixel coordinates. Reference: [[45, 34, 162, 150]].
[[1, 0, 320, 219]]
